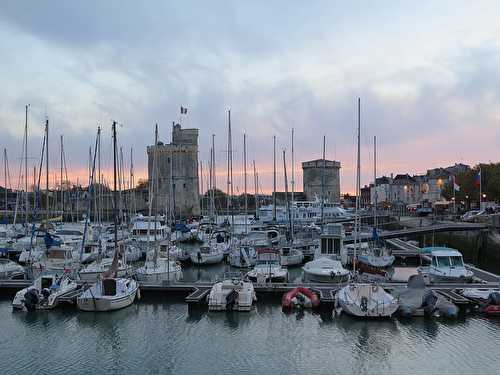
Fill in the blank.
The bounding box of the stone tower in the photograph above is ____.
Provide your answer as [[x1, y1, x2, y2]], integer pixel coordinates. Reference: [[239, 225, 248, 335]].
[[302, 159, 341, 203], [147, 124, 200, 218]]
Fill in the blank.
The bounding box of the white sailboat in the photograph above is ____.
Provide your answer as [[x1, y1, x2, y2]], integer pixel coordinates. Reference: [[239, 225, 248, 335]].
[[136, 125, 183, 284], [356, 135, 394, 270], [77, 122, 139, 312], [190, 244, 224, 265], [336, 98, 398, 318]]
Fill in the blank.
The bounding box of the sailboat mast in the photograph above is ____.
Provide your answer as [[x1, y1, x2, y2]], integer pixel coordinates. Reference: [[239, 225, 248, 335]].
[[200, 161, 204, 216], [153, 124, 159, 264], [273, 135, 276, 222], [45, 119, 49, 223], [226, 110, 231, 222], [354, 98, 361, 275], [60, 135, 63, 220], [321, 135, 326, 228], [283, 150, 292, 242], [243, 133, 247, 234], [291, 128, 294, 236], [24, 105, 29, 227], [112, 122, 118, 257], [3, 149, 7, 225], [373, 135, 377, 231], [253, 160, 258, 219], [211, 134, 216, 223]]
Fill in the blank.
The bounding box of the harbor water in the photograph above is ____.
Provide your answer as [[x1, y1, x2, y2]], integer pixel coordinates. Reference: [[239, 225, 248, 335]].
[[1, 295, 500, 375]]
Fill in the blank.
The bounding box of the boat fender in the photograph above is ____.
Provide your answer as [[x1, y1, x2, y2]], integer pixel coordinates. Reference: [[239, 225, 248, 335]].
[[136, 288, 141, 301], [372, 285, 379, 293], [330, 271, 335, 279]]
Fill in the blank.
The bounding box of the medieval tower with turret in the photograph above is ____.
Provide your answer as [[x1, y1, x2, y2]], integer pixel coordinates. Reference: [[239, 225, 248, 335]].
[[147, 123, 200, 218]]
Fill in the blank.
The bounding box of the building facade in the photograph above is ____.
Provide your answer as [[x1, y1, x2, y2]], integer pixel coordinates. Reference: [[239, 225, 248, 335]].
[[302, 159, 341, 203], [147, 124, 200, 218]]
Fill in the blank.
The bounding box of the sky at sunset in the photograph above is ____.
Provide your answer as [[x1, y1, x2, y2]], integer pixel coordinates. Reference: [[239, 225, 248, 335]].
[[1, 1, 500, 194]]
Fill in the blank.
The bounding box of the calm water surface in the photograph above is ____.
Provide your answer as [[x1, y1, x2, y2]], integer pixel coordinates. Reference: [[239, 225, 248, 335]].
[[1, 295, 500, 375]]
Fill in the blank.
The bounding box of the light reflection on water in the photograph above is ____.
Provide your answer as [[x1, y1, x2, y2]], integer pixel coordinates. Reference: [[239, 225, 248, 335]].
[[2, 296, 500, 375]]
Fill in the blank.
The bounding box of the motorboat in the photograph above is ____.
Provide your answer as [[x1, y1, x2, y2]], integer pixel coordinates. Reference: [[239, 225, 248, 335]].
[[417, 247, 474, 283], [246, 249, 287, 283], [279, 246, 304, 267], [228, 245, 256, 268], [208, 275, 256, 311], [77, 277, 139, 312], [302, 257, 350, 283], [336, 283, 399, 318], [190, 245, 224, 265], [394, 274, 438, 317], [0, 258, 25, 279], [78, 258, 134, 282], [12, 273, 77, 311]]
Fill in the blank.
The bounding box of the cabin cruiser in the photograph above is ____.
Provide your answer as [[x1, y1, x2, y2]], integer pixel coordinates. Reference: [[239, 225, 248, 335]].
[[79, 257, 134, 282], [279, 245, 304, 266], [208, 275, 256, 311], [258, 198, 352, 225], [246, 249, 287, 282], [12, 273, 77, 311], [0, 258, 25, 279], [336, 283, 399, 318], [77, 277, 139, 312], [417, 247, 474, 283], [190, 245, 224, 265], [228, 245, 256, 268], [303, 257, 350, 283]]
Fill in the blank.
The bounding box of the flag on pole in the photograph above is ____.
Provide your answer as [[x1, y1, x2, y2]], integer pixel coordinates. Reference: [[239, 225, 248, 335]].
[[474, 170, 481, 188], [449, 175, 460, 192], [180, 106, 188, 115]]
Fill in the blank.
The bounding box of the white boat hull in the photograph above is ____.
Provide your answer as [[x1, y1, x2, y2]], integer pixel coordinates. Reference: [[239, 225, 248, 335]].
[[190, 252, 224, 265]]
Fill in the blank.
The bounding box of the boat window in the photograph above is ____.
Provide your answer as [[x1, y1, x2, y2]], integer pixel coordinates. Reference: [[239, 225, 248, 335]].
[[436, 256, 450, 268], [432, 257, 438, 267], [321, 238, 327, 253], [327, 239, 333, 254], [333, 238, 341, 254], [450, 256, 463, 267]]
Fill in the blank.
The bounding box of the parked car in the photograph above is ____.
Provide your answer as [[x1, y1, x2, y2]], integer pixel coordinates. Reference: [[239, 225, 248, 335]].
[[461, 210, 486, 222]]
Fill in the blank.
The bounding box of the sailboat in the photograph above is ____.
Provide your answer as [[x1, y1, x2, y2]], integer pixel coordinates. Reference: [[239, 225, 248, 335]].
[[77, 122, 139, 312], [136, 125, 182, 284], [336, 98, 398, 318], [356, 135, 394, 274]]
